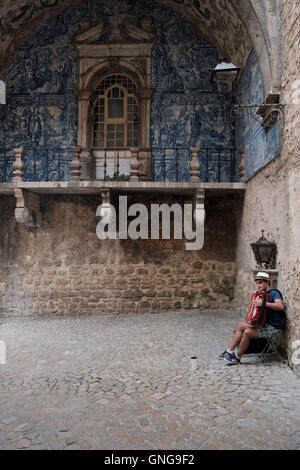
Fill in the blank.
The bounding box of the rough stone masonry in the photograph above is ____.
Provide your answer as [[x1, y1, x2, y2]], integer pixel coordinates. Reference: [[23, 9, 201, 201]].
[[0, 193, 239, 316]]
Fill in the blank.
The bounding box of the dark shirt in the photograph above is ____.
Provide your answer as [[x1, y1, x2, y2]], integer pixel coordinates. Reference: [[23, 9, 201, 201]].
[[266, 289, 285, 330]]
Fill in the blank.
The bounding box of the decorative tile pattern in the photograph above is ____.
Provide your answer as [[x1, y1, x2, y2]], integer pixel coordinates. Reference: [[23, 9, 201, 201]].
[[0, 0, 237, 182], [0, 0, 252, 77], [235, 49, 279, 181]]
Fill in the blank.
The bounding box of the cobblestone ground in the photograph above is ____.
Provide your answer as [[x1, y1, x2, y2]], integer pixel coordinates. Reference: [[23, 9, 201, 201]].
[[0, 310, 299, 450]]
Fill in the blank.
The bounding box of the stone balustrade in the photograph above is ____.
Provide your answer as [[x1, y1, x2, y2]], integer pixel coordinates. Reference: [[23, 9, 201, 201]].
[[1, 146, 240, 184]]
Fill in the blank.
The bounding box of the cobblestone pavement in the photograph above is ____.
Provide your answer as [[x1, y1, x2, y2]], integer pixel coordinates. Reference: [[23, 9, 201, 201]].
[[0, 310, 299, 450]]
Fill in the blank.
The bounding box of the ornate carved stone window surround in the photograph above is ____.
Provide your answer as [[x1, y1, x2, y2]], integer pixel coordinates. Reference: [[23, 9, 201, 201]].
[[73, 12, 157, 179]]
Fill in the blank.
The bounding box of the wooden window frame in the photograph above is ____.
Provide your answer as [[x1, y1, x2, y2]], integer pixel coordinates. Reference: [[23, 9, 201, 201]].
[[91, 74, 139, 149]]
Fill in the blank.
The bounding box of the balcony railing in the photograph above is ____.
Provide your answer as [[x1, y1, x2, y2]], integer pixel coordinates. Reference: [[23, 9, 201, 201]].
[[91, 147, 237, 182], [0, 146, 240, 183], [150, 147, 236, 183], [0, 148, 72, 183]]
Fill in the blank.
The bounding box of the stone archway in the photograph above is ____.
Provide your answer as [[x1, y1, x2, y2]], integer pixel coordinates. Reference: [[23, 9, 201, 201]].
[[0, 0, 280, 98]]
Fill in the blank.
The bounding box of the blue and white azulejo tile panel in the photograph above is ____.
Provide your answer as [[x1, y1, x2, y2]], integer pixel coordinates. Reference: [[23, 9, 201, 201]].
[[0, 0, 239, 182]]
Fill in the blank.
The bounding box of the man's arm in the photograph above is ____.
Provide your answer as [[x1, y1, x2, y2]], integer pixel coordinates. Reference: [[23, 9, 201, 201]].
[[266, 298, 284, 311], [253, 298, 284, 310]]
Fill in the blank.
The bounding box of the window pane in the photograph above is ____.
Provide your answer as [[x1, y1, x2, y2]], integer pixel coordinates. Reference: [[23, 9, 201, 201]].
[[108, 99, 124, 118], [93, 75, 138, 149]]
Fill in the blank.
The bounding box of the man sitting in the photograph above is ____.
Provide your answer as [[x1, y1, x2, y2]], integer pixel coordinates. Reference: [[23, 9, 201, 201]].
[[218, 272, 285, 365]]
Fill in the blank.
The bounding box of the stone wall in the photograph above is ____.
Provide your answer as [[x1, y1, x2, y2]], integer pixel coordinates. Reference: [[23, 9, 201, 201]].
[[235, 0, 300, 372], [0, 193, 239, 317]]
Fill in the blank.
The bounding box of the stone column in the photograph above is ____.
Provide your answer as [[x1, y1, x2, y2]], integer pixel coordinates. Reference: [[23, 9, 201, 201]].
[[135, 89, 155, 147], [137, 148, 152, 180], [77, 90, 92, 179], [12, 148, 24, 182], [190, 147, 200, 181], [78, 91, 92, 148]]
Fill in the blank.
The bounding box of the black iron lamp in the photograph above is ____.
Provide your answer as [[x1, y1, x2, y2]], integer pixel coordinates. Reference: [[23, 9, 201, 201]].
[[251, 230, 277, 269], [209, 58, 240, 90]]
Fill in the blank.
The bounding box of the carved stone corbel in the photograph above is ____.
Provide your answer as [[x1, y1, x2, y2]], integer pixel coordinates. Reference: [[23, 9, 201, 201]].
[[256, 93, 280, 129], [194, 188, 205, 207], [96, 189, 117, 239], [101, 188, 110, 206], [185, 189, 205, 251], [14, 188, 41, 228]]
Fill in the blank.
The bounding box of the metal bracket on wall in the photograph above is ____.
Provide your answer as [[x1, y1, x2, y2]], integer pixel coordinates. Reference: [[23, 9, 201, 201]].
[[233, 93, 284, 129]]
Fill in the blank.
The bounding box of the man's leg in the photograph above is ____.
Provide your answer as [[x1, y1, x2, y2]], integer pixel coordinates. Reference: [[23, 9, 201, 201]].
[[236, 326, 259, 358], [228, 322, 255, 352]]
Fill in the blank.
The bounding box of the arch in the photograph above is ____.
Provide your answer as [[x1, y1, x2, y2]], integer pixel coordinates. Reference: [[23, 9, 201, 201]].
[[229, 0, 281, 95], [0, 0, 280, 98], [81, 60, 146, 92]]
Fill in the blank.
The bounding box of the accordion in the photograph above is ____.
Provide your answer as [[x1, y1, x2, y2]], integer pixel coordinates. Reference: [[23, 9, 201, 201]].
[[245, 290, 269, 327]]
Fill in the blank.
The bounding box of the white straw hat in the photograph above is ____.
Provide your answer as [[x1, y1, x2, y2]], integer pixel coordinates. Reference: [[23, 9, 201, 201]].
[[255, 272, 270, 281]]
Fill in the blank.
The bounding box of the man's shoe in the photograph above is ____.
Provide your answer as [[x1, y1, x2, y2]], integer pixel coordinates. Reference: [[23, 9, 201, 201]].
[[217, 350, 231, 360], [224, 352, 240, 365]]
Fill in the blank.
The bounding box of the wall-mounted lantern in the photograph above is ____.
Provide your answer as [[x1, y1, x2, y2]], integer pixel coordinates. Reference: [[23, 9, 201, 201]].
[[251, 230, 277, 269], [210, 59, 283, 129], [209, 58, 240, 91]]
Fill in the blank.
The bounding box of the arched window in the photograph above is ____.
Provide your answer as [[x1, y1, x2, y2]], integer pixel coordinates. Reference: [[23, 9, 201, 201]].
[[92, 74, 139, 148]]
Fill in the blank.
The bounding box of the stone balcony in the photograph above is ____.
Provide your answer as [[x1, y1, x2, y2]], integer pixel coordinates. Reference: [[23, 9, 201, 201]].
[[0, 146, 245, 184], [0, 146, 246, 229]]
